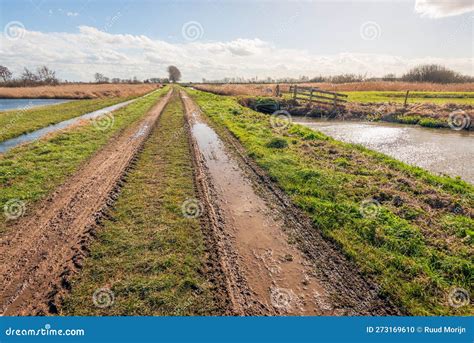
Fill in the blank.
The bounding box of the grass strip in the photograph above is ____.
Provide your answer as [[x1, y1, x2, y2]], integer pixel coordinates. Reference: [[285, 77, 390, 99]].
[[0, 96, 140, 142], [188, 89, 473, 316], [63, 92, 216, 315], [0, 87, 169, 236], [344, 91, 474, 105]]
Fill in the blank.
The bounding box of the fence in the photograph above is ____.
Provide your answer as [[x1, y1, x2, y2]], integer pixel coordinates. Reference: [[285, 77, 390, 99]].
[[284, 85, 348, 108]]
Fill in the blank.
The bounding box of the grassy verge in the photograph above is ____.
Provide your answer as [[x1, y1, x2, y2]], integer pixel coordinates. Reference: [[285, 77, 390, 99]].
[[0, 96, 141, 142], [344, 91, 474, 105], [62, 92, 216, 315], [188, 89, 473, 316], [0, 87, 168, 236]]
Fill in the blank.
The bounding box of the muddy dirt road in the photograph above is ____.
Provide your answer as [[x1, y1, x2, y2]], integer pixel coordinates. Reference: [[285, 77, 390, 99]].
[[0, 87, 400, 316], [0, 90, 173, 315], [180, 91, 401, 316]]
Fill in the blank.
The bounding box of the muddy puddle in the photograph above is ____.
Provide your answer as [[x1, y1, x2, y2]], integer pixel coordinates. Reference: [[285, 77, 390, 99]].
[[185, 98, 334, 315], [293, 118, 474, 184], [0, 99, 136, 154]]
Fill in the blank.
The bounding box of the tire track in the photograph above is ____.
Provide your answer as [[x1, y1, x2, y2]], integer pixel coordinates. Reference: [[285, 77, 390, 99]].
[[180, 90, 402, 316], [0, 89, 173, 315]]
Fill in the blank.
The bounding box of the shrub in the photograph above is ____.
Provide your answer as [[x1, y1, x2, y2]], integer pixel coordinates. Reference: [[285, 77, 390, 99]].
[[402, 64, 473, 84], [266, 137, 288, 149], [419, 118, 445, 128]]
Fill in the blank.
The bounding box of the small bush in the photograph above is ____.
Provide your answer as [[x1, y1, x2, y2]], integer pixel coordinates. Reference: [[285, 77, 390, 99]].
[[397, 115, 421, 125], [229, 107, 242, 115], [266, 137, 288, 149], [419, 118, 445, 128]]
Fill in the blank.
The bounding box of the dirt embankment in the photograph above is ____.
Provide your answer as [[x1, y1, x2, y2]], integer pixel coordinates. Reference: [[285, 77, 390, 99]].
[[239, 97, 474, 130], [0, 84, 161, 99], [292, 100, 472, 125], [181, 91, 401, 316], [346, 101, 473, 126], [0, 90, 172, 315]]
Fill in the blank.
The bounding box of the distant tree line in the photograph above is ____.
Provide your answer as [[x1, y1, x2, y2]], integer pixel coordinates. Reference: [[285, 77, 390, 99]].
[[94, 65, 180, 84], [1, 63, 472, 87], [399, 64, 472, 83], [0, 65, 59, 87], [93, 73, 169, 84], [0, 65, 171, 87], [204, 64, 474, 84]]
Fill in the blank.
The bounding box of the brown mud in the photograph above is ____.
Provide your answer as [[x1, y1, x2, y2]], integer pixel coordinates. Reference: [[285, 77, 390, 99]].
[[180, 91, 402, 316], [0, 90, 173, 315]]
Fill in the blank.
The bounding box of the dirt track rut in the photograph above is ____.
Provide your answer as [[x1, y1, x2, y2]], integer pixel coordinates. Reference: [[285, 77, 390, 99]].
[[180, 90, 402, 316], [0, 89, 172, 315]]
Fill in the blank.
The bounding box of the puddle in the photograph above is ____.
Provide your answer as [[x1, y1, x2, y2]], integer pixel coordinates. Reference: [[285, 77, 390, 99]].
[[186, 104, 333, 315], [0, 99, 135, 154]]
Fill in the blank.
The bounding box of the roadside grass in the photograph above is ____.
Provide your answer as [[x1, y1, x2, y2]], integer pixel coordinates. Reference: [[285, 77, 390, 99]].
[[62, 92, 216, 315], [187, 89, 473, 316], [344, 91, 474, 105], [0, 97, 138, 142], [0, 87, 168, 236]]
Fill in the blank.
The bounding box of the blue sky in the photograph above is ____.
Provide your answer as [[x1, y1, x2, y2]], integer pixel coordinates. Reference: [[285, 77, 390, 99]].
[[0, 0, 473, 81]]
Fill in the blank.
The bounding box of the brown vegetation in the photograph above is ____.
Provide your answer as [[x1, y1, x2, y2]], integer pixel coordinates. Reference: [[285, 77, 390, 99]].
[[0, 83, 161, 99], [193, 82, 474, 96]]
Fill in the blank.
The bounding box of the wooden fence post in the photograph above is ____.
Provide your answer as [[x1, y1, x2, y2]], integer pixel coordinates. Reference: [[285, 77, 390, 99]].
[[293, 85, 297, 100], [404, 90, 410, 107]]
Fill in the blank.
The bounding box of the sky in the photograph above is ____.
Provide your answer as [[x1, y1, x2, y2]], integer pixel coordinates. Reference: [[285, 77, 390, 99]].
[[0, 0, 473, 82]]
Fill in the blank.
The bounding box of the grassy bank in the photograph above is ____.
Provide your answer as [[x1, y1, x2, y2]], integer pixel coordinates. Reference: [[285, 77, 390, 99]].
[[242, 95, 472, 130], [187, 89, 473, 315], [0, 97, 136, 142], [344, 91, 474, 105], [0, 87, 169, 236], [63, 92, 216, 315]]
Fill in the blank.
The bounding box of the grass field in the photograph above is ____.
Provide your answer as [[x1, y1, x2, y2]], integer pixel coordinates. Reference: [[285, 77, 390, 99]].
[[0, 97, 136, 142], [0, 87, 169, 236], [63, 92, 217, 315], [188, 88, 473, 316], [344, 91, 474, 105]]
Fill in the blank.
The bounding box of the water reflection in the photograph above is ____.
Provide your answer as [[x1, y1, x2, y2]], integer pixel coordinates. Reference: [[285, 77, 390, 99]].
[[293, 118, 474, 184]]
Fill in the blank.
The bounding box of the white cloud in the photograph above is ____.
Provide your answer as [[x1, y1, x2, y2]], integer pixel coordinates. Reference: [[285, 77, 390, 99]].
[[0, 26, 472, 81], [66, 12, 79, 17], [415, 0, 474, 18]]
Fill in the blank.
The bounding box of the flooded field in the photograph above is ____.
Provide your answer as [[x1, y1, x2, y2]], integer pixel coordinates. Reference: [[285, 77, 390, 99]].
[[0, 98, 71, 111], [293, 118, 474, 184]]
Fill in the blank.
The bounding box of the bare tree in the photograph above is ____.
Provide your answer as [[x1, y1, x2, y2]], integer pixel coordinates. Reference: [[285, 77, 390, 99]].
[[94, 72, 109, 83], [0, 65, 12, 82], [36, 65, 58, 85], [21, 67, 38, 83], [167, 66, 181, 83]]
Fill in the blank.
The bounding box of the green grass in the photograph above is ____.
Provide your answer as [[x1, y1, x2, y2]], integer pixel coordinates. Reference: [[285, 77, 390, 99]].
[[188, 89, 473, 316], [62, 92, 216, 315], [344, 91, 474, 105], [0, 96, 140, 142], [0, 87, 169, 236]]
